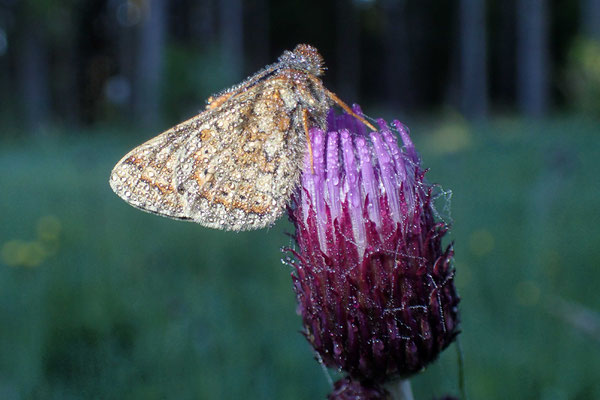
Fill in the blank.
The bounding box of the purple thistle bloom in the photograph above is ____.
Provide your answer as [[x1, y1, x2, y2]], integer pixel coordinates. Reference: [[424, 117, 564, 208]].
[[287, 107, 460, 387]]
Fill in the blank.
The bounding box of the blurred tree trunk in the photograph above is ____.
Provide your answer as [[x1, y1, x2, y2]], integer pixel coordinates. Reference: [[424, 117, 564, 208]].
[[0, 49, 8, 122], [219, 0, 243, 80], [245, 0, 269, 70], [581, 0, 600, 39], [496, 0, 516, 106], [17, 17, 50, 133], [116, 21, 136, 117], [381, 0, 413, 110], [55, 26, 80, 127], [190, 0, 217, 45], [517, 0, 549, 117], [133, 0, 167, 129], [335, 0, 359, 102], [459, 0, 488, 119]]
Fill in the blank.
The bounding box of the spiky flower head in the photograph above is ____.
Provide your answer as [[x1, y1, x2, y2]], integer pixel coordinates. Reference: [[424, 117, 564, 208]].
[[287, 107, 460, 390]]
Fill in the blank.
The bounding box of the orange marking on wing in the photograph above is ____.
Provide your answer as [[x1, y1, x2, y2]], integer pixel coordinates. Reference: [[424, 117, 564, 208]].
[[200, 129, 213, 141], [206, 92, 235, 110], [278, 115, 291, 132], [140, 177, 174, 195], [197, 186, 271, 215], [124, 156, 143, 167]]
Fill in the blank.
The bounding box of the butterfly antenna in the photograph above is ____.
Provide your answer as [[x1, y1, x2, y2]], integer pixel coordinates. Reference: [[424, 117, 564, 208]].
[[325, 90, 377, 132]]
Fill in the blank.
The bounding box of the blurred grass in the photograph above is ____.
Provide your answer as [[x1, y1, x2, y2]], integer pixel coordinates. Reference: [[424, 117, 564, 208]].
[[0, 115, 599, 399]]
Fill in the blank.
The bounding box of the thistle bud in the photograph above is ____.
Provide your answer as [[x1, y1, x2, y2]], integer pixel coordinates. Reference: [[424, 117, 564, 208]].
[[287, 107, 460, 386]]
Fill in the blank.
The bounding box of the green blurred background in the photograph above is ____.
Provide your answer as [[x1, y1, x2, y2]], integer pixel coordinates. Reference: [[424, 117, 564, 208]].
[[1, 0, 599, 399]]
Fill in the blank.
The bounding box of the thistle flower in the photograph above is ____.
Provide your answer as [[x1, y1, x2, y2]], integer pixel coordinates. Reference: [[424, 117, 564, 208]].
[[287, 107, 460, 391]]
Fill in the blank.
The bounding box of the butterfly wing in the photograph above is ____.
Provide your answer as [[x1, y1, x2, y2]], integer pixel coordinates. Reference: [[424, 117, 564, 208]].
[[109, 120, 193, 222], [110, 78, 311, 231]]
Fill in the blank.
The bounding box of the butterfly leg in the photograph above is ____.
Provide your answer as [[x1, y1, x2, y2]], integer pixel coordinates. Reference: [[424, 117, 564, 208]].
[[302, 109, 315, 174], [325, 90, 377, 132]]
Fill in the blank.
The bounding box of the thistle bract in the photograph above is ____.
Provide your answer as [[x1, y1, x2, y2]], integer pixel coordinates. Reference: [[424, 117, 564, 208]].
[[328, 377, 391, 400]]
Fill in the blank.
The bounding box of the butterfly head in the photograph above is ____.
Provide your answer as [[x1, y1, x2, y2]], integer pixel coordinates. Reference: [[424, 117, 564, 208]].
[[279, 44, 325, 77]]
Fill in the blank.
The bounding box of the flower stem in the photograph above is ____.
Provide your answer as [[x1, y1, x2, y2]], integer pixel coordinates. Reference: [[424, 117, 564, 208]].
[[456, 338, 469, 400], [388, 379, 415, 400]]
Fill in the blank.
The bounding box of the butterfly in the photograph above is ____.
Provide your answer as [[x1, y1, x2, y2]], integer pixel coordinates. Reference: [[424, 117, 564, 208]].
[[109, 44, 375, 231]]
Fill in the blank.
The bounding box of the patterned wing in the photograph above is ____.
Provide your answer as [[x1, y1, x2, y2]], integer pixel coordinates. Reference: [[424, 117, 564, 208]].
[[109, 78, 309, 231], [109, 121, 194, 221]]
